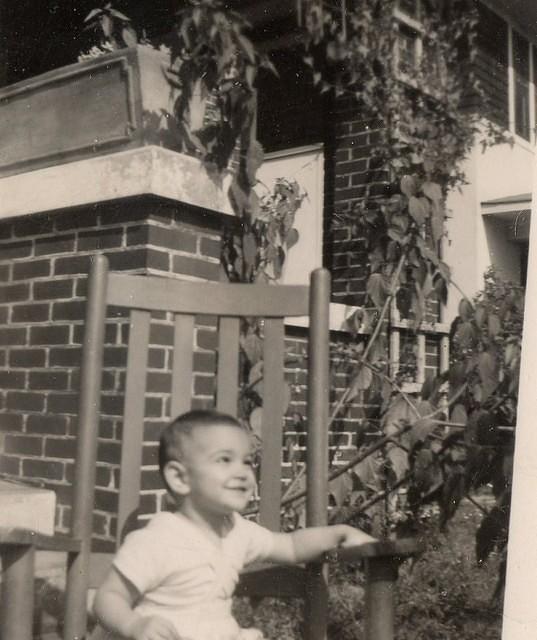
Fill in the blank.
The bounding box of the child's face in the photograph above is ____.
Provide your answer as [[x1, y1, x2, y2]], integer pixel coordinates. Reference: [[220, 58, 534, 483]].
[[181, 424, 256, 517]]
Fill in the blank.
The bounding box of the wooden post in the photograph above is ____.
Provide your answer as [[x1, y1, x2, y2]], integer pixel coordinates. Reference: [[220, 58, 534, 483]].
[[0, 544, 35, 640], [502, 136, 537, 639], [63, 255, 109, 640], [0, 1, 7, 88], [304, 268, 331, 640], [364, 556, 398, 640]]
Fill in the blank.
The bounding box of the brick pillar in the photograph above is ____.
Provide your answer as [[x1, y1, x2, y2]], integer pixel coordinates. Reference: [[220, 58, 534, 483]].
[[0, 195, 225, 543], [325, 96, 389, 306]]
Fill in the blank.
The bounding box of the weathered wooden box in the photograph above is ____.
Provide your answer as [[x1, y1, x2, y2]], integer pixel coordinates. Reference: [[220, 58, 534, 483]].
[[0, 46, 177, 178]]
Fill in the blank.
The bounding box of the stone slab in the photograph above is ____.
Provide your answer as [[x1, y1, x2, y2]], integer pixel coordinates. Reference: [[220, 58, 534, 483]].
[[0, 479, 56, 535]]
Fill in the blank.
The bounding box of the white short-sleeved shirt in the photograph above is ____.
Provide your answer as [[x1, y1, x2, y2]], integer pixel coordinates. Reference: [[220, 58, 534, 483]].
[[91, 511, 275, 640]]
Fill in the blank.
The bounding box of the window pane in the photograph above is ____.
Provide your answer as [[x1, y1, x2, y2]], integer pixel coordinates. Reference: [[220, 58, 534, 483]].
[[397, 24, 418, 74], [475, 4, 508, 129], [513, 32, 530, 139], [513, 31, 529, 78]]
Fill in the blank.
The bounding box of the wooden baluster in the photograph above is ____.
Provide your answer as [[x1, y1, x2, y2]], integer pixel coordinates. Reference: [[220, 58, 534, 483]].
[[364, 556, 398, 640], [171, 314, 195, 418], [216, 317, 240, 415], [0, 544, 35, 640], [64, 254, 108, 640], [117, 309, 151, 546], [259, 317, 285, 531], [304, 268, 331, 640]]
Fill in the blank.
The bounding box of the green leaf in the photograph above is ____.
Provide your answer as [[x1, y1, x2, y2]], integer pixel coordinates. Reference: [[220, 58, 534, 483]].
[[391, 213, 409, 233], [472, 383, 483, 403], [504, 342, 520, 368], [348, 365, 373, 400], [241, 333, 264, 366], [286, 228, 299, 249], [84, 8, 103, 22], [478, 350, 498, 400], [122, 25, 137, 47], [400, 175, 417, 197], [488, 313, 501, 337], [259, 54, 279, 76], [382, 395, 415, 436], [242, 231, 258, 273], [438, 261, 451, 282], [449, 362, 467, 389], [408, 196, 428, 225], [367, 273, 388, 309], [433, 274, 448, 305], [329, 472, 354, 507], [422, 181, 442, 202], [409, 418, 436, 446], [237, 34, 256, 64], [415, 236, 440, 267], [454, 321, 476, 349], [451, 404, 468, 426], [430, 200, 444, 243], [387, 225, 408, 244], [474, 304, 488, 328], [108, 8, 131, 21], [343, 308, 364, 336], [387, 445, 408, 481], [101, 14, 113, 37], [249, 406, 263, 438], [246, 140, 264, 186], [458, 298, 473, 321]]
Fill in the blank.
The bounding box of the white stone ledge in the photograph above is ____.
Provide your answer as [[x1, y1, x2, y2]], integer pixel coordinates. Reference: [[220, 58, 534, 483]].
[[0, 479, 56, 535], [286, 302, 364, 333], [0, 146, 235, 220]]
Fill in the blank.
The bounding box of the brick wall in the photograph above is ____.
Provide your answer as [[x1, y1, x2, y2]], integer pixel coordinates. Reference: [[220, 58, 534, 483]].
[[0, 194, 370, 546], [324, 98, 389, 307], [1, 82, 446, 546], [0, 197, 223, 542]]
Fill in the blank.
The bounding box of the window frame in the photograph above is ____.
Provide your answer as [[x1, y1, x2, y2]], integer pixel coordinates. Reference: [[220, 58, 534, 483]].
[[508, 25, 536, 145], [394, 0, 424, 80]]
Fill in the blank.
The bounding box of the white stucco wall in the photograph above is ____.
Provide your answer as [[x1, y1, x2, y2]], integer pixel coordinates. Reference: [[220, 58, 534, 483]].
[[444, 134, 534, 322]]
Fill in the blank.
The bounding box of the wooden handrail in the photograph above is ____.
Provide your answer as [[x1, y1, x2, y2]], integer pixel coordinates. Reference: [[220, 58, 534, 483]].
[[0, 528, 81, 552]]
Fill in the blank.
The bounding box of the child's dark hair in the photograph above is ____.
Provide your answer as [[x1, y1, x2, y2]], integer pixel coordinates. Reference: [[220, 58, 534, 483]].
[[158, 409, 243, 479]]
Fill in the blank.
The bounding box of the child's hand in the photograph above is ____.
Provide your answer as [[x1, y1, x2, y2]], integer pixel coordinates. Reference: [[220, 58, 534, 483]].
[[127, 615, 181, 640], [338, 525, 377, 548]]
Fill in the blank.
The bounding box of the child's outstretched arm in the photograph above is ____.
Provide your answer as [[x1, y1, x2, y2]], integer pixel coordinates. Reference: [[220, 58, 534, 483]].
[[267, 525, 377, 564], [93, 567, 180, 640]]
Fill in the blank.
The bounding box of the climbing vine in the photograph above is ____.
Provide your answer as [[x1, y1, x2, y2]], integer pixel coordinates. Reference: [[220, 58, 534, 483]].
[[81, 0, 518, 588], [288, 0, 519, 587]]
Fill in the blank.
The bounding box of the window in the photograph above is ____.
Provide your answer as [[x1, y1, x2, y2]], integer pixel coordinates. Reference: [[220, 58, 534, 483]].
[[500, 22, 537, 143], [395, 0, 423, 76], [255, 145, 324, 286], [511, 30, 532, 140], [397, 23, 420, 75]]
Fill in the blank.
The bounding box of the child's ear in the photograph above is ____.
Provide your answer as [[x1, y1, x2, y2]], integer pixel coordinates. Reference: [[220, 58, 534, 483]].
[[163, 460, 190, 496]]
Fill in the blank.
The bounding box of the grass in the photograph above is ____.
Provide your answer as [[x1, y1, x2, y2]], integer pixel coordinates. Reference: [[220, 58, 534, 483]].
[[234, 499, 504, 639]]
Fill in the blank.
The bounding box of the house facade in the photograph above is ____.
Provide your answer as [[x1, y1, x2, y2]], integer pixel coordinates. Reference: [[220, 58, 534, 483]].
[[0, 0, 534, 547], [444, 0, 535, 319]]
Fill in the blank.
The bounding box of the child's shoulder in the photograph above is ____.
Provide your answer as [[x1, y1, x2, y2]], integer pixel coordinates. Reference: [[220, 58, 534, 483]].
[[123, 511, 196, 547], [228, 513, 275, 556]]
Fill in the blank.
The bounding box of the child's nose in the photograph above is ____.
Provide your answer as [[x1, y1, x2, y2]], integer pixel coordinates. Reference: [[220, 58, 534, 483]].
[[236, 462, 253, 478]]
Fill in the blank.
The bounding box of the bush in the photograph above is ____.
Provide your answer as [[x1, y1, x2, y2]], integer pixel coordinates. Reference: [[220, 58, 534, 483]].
[[234, 501, 502, 639]]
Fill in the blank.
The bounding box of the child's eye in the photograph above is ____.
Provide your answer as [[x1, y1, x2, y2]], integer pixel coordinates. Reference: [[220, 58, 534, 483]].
[[217, 455, 231, 464]]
